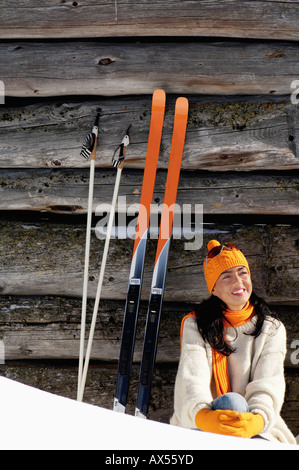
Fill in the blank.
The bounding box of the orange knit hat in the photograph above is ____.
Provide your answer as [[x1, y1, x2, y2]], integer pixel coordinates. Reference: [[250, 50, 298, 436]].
[[203, 240, 250, 294]]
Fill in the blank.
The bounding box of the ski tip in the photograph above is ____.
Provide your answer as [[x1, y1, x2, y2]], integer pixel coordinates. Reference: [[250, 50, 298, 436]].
[[175, 96, 189, 115], [152, 89, 166, 111], [153, 88, 165, 99]]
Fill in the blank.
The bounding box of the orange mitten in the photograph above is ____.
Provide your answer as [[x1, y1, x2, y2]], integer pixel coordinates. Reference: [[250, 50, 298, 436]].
[[195, 408, 239, 435], [225, 412, 264, 438]]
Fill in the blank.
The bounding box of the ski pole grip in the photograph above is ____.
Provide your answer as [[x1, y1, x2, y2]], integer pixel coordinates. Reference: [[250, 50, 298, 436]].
[[112, 134, 130, 168]]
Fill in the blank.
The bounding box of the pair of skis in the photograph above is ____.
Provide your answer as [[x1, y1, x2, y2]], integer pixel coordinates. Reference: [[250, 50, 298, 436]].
[[114, 90, 189, 419]]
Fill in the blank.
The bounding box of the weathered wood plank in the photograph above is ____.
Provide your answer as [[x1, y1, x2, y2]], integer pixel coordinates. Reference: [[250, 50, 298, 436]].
[[0, 169, 298, 216], [0, 296, 297, 368], [0, 221, 298, 303], [0, 1, 298, 40], [1, 41, 299, 97], [0, 97, 298, 170], [0, 363, 297, 435]]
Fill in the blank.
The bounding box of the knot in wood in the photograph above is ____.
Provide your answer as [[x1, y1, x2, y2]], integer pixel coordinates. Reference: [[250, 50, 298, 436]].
[[98, 58, 114, 66]]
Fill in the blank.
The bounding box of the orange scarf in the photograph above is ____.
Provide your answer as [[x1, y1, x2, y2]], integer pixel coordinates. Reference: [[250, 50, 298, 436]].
[[180, 301, 255, 397], [213, 301, 255, 396]]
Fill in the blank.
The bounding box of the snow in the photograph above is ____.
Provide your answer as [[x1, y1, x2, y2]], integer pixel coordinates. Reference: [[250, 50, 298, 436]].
[[0, 377, 296, 451]]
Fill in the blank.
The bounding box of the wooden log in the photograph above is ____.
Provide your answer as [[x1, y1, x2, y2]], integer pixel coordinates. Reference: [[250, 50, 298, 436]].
[[0, 169, 298, 216], [0, 97, 298, 170], [0, 362, 297, 436], [0, 221, 298, 303], [0, 1, 298, 41], [0, 296, 298, 368], [1, 41, 299, 97]]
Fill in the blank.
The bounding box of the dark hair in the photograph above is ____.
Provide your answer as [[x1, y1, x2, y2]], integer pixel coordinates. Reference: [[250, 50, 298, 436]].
[[194, 291, 278, 356]]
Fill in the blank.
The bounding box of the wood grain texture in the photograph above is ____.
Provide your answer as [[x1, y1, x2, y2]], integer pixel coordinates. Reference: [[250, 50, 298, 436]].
[[0, 296, 297, 367], [0, 1, 298, 40], [1, 41, 299, 97], [0, 221, 298, 304], [0, 169, 298, 215]]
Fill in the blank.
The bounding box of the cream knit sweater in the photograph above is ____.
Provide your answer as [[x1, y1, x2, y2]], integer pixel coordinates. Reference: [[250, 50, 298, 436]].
[[170, 315, 296, 444]]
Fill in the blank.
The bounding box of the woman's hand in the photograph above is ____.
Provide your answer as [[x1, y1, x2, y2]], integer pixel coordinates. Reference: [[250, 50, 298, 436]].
[[222, 412, 264, 438], [195, 408, 239, 435], [195, 409, 264, 438]]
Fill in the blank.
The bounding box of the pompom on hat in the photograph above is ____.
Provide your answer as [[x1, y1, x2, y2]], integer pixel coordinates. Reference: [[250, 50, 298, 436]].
[[203, 240, 250, 294]]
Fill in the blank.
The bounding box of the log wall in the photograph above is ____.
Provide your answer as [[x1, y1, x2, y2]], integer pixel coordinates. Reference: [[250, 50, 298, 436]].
[[0, 0, 298, 439]]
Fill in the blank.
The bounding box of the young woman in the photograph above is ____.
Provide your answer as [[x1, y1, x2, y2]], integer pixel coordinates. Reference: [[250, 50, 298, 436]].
[[170, 240, 296, 444]]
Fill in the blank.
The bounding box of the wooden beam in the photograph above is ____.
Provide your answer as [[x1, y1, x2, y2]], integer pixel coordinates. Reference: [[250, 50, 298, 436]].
[[1, 41, 299, 97], [0, 296, 297, 368], [0, 1, 298, 40], [0, 169, 298, 216], [0, 221, 298, 304], [0, 97, 298, 170]]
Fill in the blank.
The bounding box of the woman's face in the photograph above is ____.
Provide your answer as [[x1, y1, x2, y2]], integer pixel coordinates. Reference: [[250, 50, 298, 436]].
[[212, 265, 252, 311]]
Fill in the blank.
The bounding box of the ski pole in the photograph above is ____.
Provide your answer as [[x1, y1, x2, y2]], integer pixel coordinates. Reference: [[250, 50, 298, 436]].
[[77, 112, 100, 401], [77, 126, 131, 402]]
